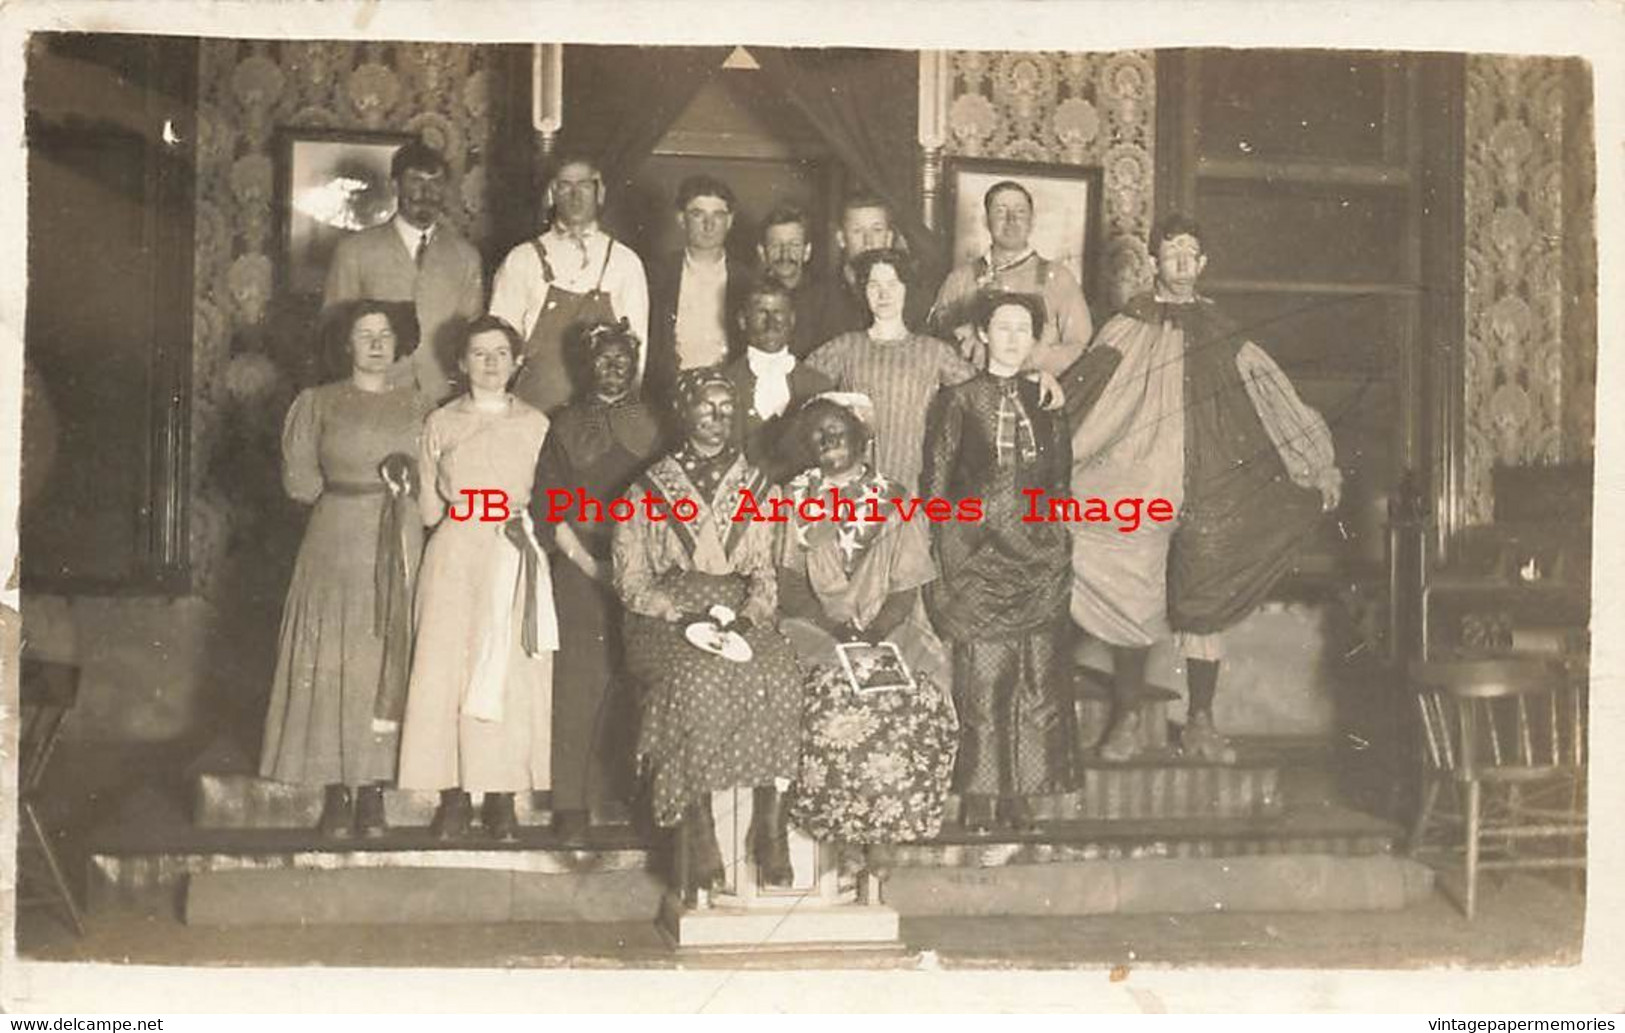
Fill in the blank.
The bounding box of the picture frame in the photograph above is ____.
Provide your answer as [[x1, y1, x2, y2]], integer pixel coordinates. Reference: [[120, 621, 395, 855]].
[[945, 157, 1104, 309], [836, 641, 916, 694], [275, 127, 415, 296]]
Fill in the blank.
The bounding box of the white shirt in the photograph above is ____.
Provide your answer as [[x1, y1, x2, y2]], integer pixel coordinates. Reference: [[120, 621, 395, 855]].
[[674, 252, 729, 370], [490, 223, 651, 378], [391, 215, 433, 260]]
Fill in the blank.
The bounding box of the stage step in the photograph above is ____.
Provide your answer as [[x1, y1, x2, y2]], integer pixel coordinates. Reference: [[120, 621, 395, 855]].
[[871, 804, 1416, 916], [86, 825, 655, 914], [200, 757, 1278, 832], [879, 854, 1433, 916], [194, 774, 588, 830], [185, 865, 664, 926]]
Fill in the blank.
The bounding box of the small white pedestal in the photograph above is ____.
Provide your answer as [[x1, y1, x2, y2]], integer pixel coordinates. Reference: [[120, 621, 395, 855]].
[[659, 787, 902, 954]]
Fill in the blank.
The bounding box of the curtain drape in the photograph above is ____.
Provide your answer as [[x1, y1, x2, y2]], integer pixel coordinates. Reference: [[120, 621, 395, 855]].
[[752, 47, 944, 273], [555, 44, 732, 198]]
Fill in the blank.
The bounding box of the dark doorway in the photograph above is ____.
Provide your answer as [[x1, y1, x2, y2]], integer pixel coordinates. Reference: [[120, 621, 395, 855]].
[[621, 62, 838, 277], [23, 33, 198, 592]]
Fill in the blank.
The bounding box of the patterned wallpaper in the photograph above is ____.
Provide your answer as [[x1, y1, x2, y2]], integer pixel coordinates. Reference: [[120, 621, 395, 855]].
[[944, 50, 1157, 310], [1462, 55, 1595, 524], [190, 40, 506, 590]]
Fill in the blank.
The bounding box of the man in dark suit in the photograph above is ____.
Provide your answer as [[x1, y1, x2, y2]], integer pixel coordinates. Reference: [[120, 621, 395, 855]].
[[722, 280, 834, 484], [646, 174, 754, 407]]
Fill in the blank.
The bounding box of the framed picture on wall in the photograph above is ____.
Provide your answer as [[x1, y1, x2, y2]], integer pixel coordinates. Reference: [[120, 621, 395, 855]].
[[275, 128, 414, 296], [946, 158, 1103, 306]]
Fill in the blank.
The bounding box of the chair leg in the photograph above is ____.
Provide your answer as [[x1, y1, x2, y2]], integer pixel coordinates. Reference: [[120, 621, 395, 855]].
[[1463, 779, 1481, 921], [24, 801, 84, 937], [1410, 777, 1441, 855]]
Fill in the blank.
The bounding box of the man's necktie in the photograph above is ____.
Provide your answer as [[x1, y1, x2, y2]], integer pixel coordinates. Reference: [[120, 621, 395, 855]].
[[414, 232, 428, 268]]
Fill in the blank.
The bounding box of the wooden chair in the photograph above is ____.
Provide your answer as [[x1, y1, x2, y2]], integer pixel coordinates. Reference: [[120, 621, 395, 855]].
[[1408, 658, 1587, 919], [17, 658, 85, 936]]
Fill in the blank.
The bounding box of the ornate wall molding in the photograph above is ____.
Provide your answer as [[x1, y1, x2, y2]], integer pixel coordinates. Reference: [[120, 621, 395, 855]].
[[943, 50, 1156, 310]]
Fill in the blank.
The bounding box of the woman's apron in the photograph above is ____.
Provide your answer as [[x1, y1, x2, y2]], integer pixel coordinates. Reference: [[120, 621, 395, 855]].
[[511, 238, 620, 415]]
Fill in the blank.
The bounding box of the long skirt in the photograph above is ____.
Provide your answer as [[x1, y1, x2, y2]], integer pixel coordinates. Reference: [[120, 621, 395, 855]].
[[260, 492, 414, 786], [784, 619, 959, 844], [950, 624, 1076, 799], [550, 558, 635, 813], [625, 571, 803, 827], [398, 520, 552, 793]]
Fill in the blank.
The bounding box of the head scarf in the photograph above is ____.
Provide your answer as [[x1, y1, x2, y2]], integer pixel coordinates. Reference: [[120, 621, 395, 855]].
[[673, 366, 735, 413], [672, 366, 740, 498], [583, 318, 641, 362]]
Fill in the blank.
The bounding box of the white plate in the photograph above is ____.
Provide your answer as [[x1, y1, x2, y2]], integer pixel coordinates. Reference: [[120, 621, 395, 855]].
[[684, 621, 753, 663]]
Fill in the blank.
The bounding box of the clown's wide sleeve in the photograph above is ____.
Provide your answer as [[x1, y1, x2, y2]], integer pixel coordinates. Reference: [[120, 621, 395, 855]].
[[1236, 340, 1340, 492]]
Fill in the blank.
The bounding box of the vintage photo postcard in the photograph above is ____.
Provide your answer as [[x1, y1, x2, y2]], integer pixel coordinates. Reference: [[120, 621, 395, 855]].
[[0, 0, 1621, 1016]]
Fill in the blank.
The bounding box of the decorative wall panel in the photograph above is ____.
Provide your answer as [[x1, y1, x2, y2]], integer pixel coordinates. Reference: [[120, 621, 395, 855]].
[[191, 40, 506, 591], [1462, 55, 1594, 524], [945, 51, 1156, 310]]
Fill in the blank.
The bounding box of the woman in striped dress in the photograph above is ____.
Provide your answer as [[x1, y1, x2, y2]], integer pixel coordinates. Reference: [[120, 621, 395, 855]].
[[802, 249, 977, 491]]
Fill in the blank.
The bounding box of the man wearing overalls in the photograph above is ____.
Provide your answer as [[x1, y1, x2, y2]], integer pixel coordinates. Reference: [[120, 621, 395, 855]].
[[490, 153, 651, 414]]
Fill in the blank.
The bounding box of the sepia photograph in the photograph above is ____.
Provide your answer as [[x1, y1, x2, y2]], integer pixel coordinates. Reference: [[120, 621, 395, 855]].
[[0, 0, 1620, 1017]]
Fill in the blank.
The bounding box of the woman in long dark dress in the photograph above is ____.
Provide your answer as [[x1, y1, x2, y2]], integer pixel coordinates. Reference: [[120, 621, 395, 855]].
[[611, 367, 805, 895], [777, 393, 958, 845], [261, 300, 430, 838], [529, 321, 662, 842], [922, 291, 1075, 832]]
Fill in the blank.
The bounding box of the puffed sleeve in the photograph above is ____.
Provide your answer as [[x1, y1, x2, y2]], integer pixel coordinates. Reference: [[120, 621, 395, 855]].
[[418, 410, 448, 527], [612, 509, 680, 620], [280, 388, 324, 504], [1236, 340, 1340, 493]]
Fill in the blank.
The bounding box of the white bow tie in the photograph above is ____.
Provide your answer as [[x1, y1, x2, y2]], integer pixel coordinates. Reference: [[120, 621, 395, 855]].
[[746, 348, 796, 419]]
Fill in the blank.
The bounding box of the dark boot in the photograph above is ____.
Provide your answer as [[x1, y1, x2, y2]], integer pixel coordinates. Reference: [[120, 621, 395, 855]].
[[430, 788, 472, 841], [1000, 795, 1038, 833], [482, 792, 519, 843], [1100, 645, 1151, 762], [752, 785, 794, 888], [353, 784, 387, 839], [960, 793, 997, 834], [316, 784, 353, 839], [686, 798, 725, 894]]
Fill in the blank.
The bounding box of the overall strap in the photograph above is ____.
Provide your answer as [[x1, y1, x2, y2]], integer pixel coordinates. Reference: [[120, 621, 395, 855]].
[[593, 237, 616, 291], [530, 238, 557, 285]]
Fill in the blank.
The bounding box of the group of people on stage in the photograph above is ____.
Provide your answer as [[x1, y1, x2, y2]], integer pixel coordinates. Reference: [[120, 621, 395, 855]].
[[259, 138, 1344, 892]]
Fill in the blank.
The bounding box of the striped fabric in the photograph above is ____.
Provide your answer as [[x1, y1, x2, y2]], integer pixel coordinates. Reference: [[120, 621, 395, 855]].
[[804, 331, 976, 488]]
